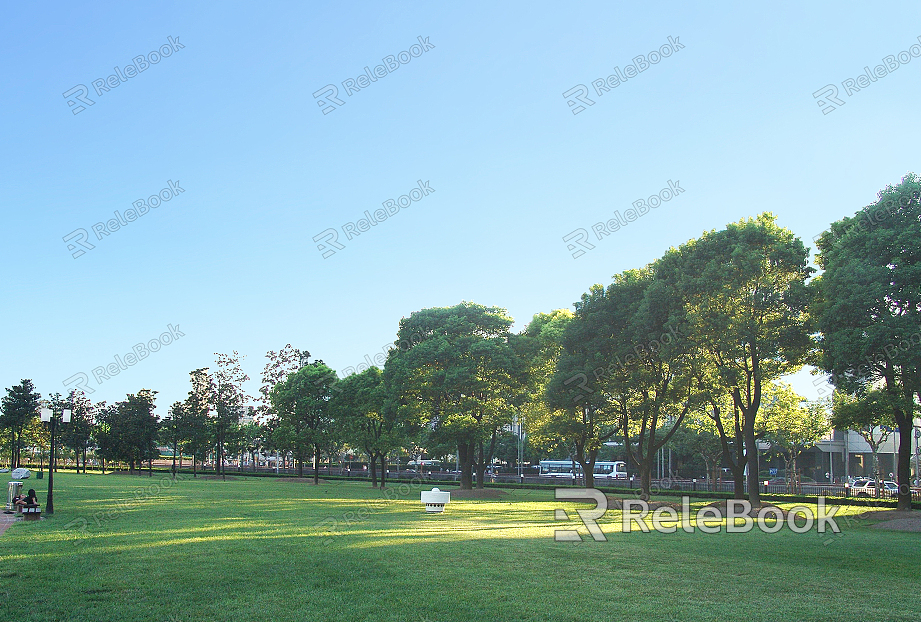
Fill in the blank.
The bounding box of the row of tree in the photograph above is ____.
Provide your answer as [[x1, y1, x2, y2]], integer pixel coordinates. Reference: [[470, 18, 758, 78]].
[[2, 174, 918, 509], [0, 380, 150, 474], [0, 372, 839, 493]]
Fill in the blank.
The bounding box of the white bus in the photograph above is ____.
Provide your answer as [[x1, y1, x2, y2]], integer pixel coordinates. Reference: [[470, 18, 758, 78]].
[[407, 459, 442, 471], [539, 460, 627, 480]]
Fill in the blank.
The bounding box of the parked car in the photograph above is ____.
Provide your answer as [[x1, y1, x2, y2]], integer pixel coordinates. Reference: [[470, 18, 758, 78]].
[[852, 480, 899, 498]]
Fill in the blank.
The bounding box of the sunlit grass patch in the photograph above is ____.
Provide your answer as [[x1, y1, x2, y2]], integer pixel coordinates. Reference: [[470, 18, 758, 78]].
[[1, 473, 918, 622]]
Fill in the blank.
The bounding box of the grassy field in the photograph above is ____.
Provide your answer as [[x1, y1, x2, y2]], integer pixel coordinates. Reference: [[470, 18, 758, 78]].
[[1, 472, 918, 622]]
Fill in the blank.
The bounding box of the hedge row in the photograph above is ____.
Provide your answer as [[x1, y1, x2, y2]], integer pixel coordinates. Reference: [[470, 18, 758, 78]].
[[37, 466, 921, 510]]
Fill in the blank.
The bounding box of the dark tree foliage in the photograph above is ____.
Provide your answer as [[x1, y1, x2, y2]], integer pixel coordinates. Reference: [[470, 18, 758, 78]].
[[0, 379, 41, 468]]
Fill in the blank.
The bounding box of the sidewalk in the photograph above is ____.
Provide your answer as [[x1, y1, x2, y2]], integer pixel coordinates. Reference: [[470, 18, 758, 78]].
[[0, 512, 21, 536]]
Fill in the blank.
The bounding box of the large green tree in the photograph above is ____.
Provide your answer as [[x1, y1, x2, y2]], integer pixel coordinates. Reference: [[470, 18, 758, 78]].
[[162, 401, 186, 476], [814, 173, 921, 511], [236, 419, 265, 472], [669, 414, 724, 489], [213, 351, 249, 480], [386, 302, 523, 489], [333, 366, 407, 488], [614, 267, 705, 499], [832, 389, 896, 495], [694, 382, 747, 497], [257, 344, 305, 422], [516, 309, 576, 475], [60, 390, 94, 473], [94, 389, 159, 473], [546, 267, 703, 496], [21, 415, 49, 471], [270, 360, 338, 484], [183, 368, 214, 476], [1, 379, 41, 468], [659, 213, 814, 506], [543, 284, 625, 489], [762, 383, 830, 494], [91, 402, 116, 472]]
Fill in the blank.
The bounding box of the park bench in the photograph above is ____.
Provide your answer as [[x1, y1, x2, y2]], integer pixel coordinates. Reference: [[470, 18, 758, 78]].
[[19, 506, 41, 521]]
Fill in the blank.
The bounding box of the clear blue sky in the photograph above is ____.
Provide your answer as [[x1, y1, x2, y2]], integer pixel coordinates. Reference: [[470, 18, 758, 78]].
[[2, 1, 920, 413]]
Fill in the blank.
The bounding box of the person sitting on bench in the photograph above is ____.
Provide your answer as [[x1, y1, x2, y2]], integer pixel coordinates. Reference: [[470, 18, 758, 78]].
[[14, 489, 38, 510]]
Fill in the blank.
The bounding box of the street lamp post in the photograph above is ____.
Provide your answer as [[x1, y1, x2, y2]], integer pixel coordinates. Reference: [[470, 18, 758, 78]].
[[40, 407, 71, 515], [515, 414, 523, 483], [519, 419, 524, 484]]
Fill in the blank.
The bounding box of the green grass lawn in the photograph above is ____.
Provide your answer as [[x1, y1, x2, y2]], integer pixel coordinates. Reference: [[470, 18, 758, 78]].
[[1, 472, 918, 622]]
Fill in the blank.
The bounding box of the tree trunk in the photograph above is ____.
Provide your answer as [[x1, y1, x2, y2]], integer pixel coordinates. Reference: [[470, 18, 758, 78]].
[[581, 463, 595, 489], [729, 463, 744, 499], [13, 429, 21, 469], [733, 376, 763, 507], [576, 447, 599, 489], [475, 441, 486, 490], [871, 449, 880, 484], [369, 453, 378, 488], [895, 411, 913, 511], [639, 464, 652, 500], [743, 412, 761, 506], [710, 401, 747, 498], [784, 458, 794, 494]]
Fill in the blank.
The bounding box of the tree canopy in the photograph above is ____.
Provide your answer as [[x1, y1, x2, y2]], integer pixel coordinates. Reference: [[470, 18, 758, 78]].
[[814, 172, 921, 510]]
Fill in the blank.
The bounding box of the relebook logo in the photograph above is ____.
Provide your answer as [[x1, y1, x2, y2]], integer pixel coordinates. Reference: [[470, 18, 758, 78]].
[[312, 180, 435, 258], [313, 36, 435, 115], [813, 35, 921, 115], [563, 179, 685, 258], [61, 324, 186, 394], [553, 489, 841, 542], [563, 36, 685, 115], [63, 180, 186, 258], [62, 36, 186, 115]]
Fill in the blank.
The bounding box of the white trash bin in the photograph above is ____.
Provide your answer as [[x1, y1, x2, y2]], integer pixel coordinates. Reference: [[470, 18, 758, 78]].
[[6, 481, 23, 512], [421, 487, 451, 513]]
